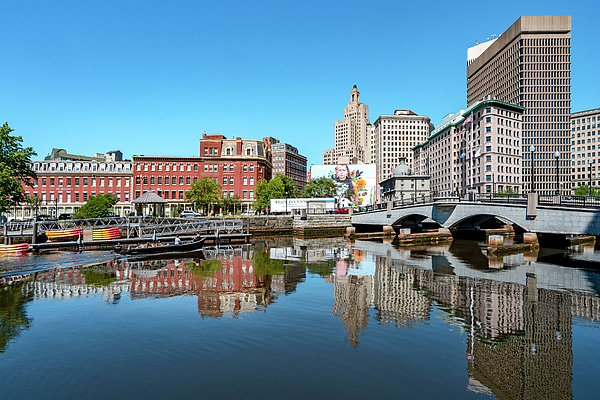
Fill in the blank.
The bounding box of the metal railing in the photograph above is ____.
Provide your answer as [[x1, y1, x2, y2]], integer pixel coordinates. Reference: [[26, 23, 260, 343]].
[[3, 216, 244, 238]]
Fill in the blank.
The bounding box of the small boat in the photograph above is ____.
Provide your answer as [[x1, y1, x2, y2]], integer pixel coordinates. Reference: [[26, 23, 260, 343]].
[[114, 237, 205, 257]]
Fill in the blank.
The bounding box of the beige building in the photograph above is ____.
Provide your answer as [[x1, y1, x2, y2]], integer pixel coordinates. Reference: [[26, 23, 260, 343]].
[[379, 158, 430, 203], [413, 99, 524, 195], [323, 85, 371, 165], [467, 16, 572, 194], [570, 108, 600, 191], [371, 109, 432, 184]]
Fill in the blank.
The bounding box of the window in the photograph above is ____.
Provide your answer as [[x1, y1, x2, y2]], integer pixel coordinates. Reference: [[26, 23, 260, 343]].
[[243, 177, 248, 185], [75, 192, 79, 202], [243, 165, 248, 172], [92, 178, 96, 187], [229, 177, 234, 185], [486, 137, 491, 142], [223, 165, 228, 172], [486, 146, 492, 152], [50, 178, 55, 186], [250, 165, 254, 172], [83, 178, 88, 186], [486, 127, 491, 133], [213, 164, 218, 172], [204, 164, 208, 172], [75, 178, 79, 186], [486, 165, 491, 171], [157, 177, 161, 185], [42, 177, 47, 186], [249, 177, 254, 185], [223, 177, 228, 185], [486, 117, 491, 123], [150, 177, 155, 185], [164, 191, 169, 199], [186, 177, 191, 185], [204, 148, 208, 155], [179, 191, 184, 199], [179, 177, 184, 185]]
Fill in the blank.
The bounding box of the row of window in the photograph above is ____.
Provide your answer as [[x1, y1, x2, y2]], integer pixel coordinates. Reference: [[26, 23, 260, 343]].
[[137, 163, 260, 172], [31, 191, 129, 203], [37, 177, 130, 188], [33, 163, 131, 172]]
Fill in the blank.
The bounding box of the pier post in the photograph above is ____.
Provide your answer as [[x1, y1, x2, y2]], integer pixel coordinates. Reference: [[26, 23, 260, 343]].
[[32, 220, 38, 245]]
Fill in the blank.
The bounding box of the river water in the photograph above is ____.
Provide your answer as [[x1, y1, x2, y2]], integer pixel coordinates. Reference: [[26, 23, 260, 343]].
[[0, 238, 599, 399]]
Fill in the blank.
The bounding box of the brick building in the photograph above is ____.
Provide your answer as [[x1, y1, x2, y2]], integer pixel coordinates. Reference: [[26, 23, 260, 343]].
[[263, 137, 307, 195], [132, 134, 271, 215], [15, 148, 133, 220]]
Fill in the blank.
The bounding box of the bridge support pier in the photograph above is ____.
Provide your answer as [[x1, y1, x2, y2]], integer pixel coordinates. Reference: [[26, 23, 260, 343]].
[[523, 232, 538, 244]]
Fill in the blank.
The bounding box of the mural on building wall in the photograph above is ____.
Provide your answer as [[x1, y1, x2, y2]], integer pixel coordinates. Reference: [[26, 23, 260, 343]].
[[310, 164, 376, 207]]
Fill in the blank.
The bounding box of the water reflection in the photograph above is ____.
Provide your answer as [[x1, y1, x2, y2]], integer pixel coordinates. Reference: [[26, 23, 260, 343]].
[[1, 239, 599, 399]]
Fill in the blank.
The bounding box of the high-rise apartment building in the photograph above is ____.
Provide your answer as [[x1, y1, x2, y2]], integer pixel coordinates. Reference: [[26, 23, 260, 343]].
[[467, 16, 571, 194], [371, 110, 432, 184], [570, 108, 600, 191], [323, 85, 371, 165]]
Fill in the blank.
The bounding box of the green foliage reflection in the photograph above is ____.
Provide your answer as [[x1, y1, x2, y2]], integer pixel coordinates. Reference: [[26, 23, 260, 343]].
[[252, 249, 287, 277], [0, 283, 34, 353], [188, 260, 221, 277], [81, 269, 116, 287]]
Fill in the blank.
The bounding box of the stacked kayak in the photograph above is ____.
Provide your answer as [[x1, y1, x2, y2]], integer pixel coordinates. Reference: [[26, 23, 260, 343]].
[[92, 227, 120, 240], [0, 243, 30, 254], [46, 228, 83, 241]]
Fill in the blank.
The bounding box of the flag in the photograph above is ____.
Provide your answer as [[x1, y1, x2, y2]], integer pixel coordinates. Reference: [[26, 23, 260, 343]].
[[462, 115, 473, 126], [459, 152, 466, 159], [474, 148, 481, 157]]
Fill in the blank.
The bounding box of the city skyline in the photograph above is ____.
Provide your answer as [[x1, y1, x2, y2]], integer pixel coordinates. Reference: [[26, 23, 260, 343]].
[[3, 1, 599, 167]]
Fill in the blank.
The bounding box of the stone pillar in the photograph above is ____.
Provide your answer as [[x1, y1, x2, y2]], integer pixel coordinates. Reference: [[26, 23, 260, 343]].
[[527, 193, 538, 217], [386, 201, 392, 217], [523, 232, 538, 243], [300, 209, 307, 220], [383, 225, 394, 236], [345, 227, 355, 238], [487, 235, 504, 246]]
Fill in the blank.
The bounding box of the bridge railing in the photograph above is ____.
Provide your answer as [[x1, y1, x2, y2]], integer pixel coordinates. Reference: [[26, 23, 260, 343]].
[[538, 194, 600, 208]]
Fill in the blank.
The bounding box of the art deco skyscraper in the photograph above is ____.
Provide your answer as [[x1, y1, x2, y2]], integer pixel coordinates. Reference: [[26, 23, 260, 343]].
[[323, 85, 371, 165], [467, 16, 571, 194]]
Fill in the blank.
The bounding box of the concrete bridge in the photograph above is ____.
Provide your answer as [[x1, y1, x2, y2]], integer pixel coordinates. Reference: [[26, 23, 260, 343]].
[[352, 195, 600, 236]]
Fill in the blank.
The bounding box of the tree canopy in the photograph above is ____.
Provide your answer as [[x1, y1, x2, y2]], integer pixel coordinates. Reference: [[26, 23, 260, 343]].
[[300, 177, 335, 198], [253, 174, 296, 213], [72, 194, 118, 219], [185, 177, 222, 214], [0, 123, 37, 215], [574, 184, 600, 196]]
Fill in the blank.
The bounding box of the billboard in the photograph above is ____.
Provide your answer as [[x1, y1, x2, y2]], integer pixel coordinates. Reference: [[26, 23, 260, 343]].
[[310, 164, 377, 207]]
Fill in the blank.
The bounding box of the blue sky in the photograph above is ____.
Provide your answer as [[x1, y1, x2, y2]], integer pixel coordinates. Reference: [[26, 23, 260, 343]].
[[2, 0, 598, 166]]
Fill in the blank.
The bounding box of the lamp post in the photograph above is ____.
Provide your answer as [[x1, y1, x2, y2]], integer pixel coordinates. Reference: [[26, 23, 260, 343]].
[[285, 190, 288, 214], [530, 145, 536, 193], [589, 159, 594, 196], [555, 151, 560, 195]]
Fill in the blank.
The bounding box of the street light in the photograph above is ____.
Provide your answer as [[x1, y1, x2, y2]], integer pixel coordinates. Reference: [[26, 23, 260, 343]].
[[285, 190, 288, 214], [555, 151, 560, 195], [589, 159, 594, 196], [530, 145, 536, 193]]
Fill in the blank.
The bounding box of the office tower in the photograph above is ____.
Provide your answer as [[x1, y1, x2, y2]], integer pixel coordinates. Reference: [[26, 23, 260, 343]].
[[371, 109, 432, 184], [570, 108, 600, 191], [323, 85, 371, 165], [413, 99, 524, 195], [264, 137, 308, 195], [467, 16, 571, 194]]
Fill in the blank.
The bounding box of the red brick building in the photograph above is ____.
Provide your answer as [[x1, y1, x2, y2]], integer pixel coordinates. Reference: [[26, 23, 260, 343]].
[[14, 149, 133, 220], [133, 134, 271, 215]]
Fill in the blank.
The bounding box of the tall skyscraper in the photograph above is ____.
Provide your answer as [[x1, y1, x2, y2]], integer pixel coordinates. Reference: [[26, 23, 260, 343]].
[[467, 16, 571, 194], [323, 85, 371, 165]]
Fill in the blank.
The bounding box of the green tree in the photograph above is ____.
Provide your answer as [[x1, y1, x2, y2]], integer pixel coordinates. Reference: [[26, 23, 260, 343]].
[[300, 177, 335, 198], [574, 185, 600, 196], [0, 123, 37, 215], [72, 193, 118, 219], [253, 174, 296, 213], [25, 194, 43, 216], [220, 194, 241, 215], [185, 177, 221, 215]]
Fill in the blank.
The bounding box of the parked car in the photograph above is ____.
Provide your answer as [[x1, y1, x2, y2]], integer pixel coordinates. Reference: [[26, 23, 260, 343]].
[[334, 207, 350, 214], [105, 212, 119, 218], [58, 213, 72, 220], [180, 210, 201, 218], [241, 211, 255, 215], [35, 214, 56, 221]]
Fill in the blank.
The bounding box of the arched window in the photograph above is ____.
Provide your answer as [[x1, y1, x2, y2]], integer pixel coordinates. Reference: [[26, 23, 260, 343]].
[[246, 148, 251, 155]]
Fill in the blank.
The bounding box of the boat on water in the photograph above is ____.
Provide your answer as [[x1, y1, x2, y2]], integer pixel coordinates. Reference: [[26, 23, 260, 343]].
[[114, 237, 205, 257]]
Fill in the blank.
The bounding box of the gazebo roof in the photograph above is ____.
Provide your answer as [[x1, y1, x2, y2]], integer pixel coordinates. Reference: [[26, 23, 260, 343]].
[[131, 190, 168, 204]]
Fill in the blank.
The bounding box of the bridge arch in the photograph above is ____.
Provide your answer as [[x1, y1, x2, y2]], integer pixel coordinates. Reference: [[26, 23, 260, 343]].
[[447, 212, 528, 232]]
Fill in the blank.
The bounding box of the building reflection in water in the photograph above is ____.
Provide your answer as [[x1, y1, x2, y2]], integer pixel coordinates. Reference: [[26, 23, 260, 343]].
[[283, 238, 600, 400]]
